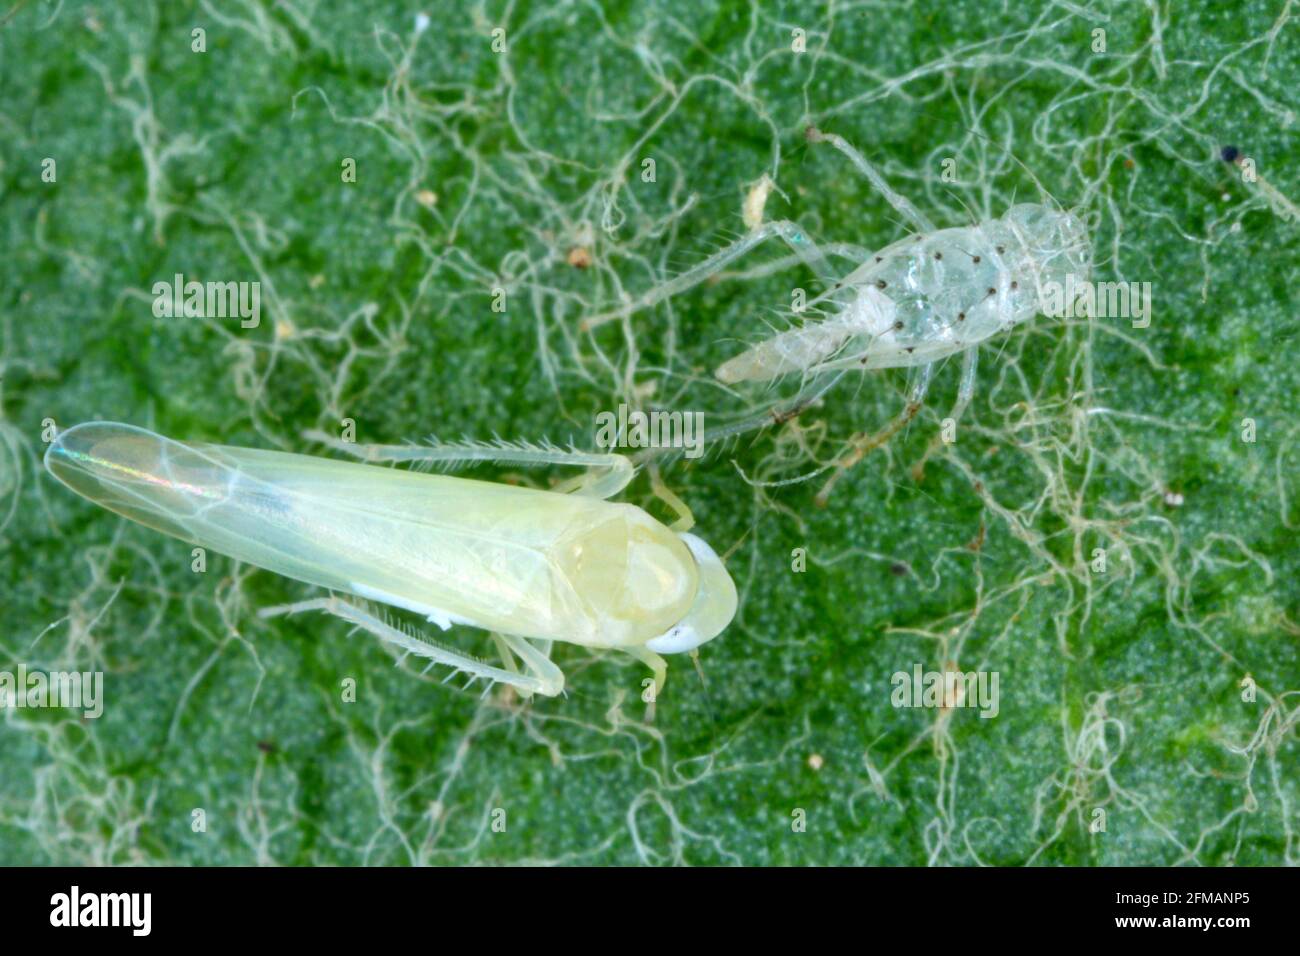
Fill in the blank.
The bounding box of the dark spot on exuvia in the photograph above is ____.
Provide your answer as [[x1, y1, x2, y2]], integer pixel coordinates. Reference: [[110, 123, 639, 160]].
[[834, 282, 843, 289], [957, 312, 966, 321], [934, 251, 943, 260], [860, 356, 869, 364], [893, 320, 904, 330], [987, 287, 996, 296], [876, 279, 887, 289], [905, 346, 915, 354], [996, 245, 1005, 254], [972, 255, 981, 264], [1221, 145, 1240, 163], [875, 255, 883, 263], [1011, 281, 1018, 290]]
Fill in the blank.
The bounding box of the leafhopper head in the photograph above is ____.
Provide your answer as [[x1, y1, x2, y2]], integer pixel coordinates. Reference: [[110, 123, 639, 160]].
[[644, 532, 737, 653]]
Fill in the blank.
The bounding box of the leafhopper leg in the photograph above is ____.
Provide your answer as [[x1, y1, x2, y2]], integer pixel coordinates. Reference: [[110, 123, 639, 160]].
[[303, 431, 633, 499], [260, 596, 561, 697]]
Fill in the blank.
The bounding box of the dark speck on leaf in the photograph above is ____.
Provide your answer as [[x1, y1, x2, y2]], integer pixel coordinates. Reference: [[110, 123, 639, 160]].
[[1221, 145, 1240, 163]]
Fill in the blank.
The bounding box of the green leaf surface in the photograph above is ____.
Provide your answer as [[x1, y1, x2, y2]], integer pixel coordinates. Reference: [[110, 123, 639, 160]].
[[0, 0, 1296, 865]]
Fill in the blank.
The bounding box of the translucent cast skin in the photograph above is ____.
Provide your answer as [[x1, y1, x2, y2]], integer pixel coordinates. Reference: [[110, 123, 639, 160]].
[[716, 204, 1092, 382], [45, 422, 738, 697], [574, 126, 1093, 508]]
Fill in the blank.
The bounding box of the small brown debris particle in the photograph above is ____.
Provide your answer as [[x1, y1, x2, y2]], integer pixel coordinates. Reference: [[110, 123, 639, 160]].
[[567, 246, 593, 269]]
